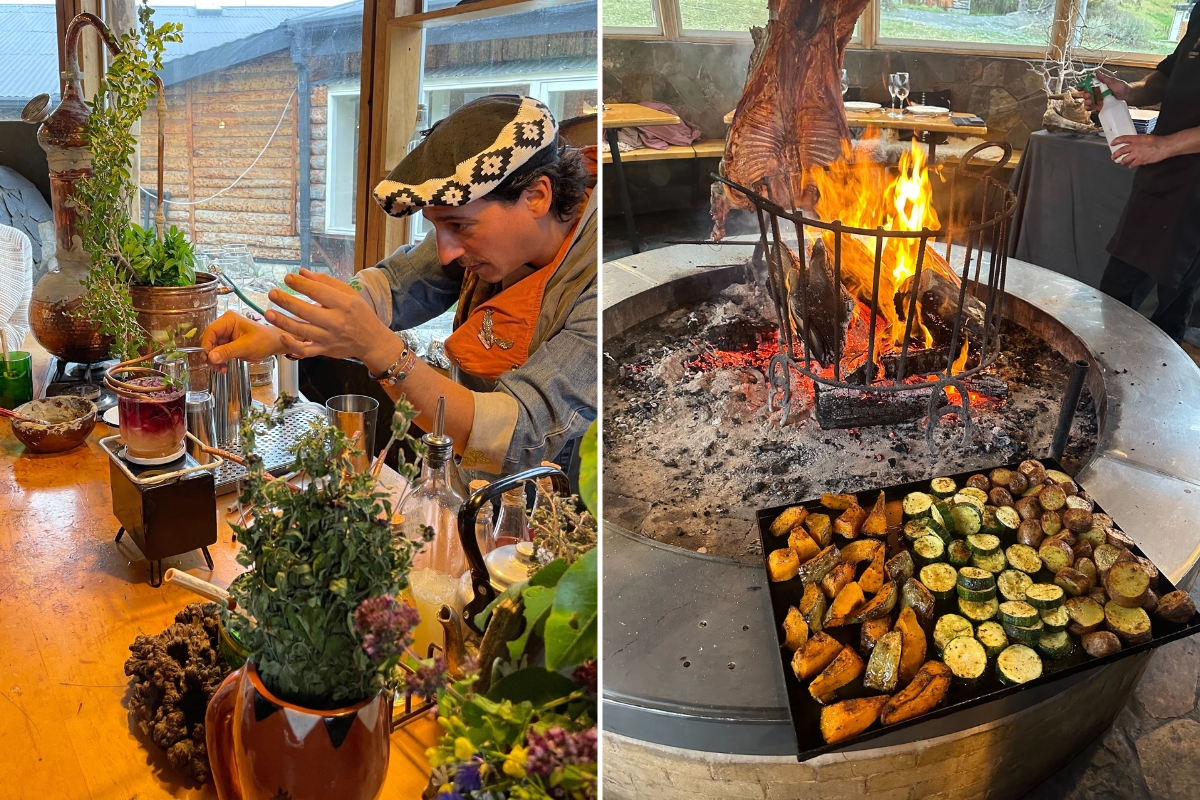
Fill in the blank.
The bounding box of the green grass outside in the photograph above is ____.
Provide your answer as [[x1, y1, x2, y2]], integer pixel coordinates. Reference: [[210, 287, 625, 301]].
[[603, 0, 657, 28]]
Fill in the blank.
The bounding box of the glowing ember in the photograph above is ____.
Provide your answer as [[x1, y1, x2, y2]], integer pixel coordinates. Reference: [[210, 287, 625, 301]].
[[686, 331, 781, 373]]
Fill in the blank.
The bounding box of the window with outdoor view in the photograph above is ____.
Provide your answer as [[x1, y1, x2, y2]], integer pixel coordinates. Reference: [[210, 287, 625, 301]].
[[878, 0, 1053, 47], [680, 0, 769, 33], [603, 0, 659, 30], [1077, 0, 1191, 56]]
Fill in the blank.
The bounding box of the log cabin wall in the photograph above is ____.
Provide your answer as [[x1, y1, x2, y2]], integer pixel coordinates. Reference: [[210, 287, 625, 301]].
[[602, 39, 1156, 216]]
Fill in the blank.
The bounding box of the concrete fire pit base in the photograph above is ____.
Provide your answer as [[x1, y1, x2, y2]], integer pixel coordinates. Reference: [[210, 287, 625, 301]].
[[602, 244, 1200, 799]]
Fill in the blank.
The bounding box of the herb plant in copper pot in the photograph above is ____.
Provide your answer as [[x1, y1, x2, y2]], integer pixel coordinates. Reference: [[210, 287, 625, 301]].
[[205, 399, 444, 800]]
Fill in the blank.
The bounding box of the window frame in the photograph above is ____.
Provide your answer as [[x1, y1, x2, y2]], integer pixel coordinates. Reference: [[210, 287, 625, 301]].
[[325, 82, 362, 237], [607, 0, 1169, 66]]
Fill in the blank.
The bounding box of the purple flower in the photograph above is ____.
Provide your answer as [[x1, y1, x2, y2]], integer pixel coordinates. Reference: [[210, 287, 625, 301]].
[[573, 660, 597, 695], [354, 595, 419, 661], [526, 726, 598, 777], [435, 792, 464, 800], [405, 654, 448, 698], [454, 760, 483, 792]]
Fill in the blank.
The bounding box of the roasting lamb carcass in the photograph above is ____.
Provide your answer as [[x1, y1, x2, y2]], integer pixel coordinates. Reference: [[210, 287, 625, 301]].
[[712, 0, 871, 240]]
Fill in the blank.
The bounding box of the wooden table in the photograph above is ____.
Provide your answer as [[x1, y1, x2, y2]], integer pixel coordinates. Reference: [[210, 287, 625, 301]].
[[721, 108, 990, 161], [0, 338, 438, 799], [602, 103, 683, 254]]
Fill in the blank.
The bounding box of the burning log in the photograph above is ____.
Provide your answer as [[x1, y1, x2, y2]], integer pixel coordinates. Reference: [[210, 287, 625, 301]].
[[897, 268, 987, 352], [960, 374, 1010, 402], [815, 384, 947, 429], [713, 0, 872, 239], [785, 238, 854, 368]]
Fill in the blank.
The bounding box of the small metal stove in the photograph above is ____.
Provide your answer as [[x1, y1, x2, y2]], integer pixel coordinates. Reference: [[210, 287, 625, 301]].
[[44, 358, 118, 412], [102, 432, 224, 587]]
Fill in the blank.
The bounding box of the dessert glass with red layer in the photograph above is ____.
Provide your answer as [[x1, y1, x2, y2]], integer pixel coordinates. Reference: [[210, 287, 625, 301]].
[[118, 376, 186, 461]]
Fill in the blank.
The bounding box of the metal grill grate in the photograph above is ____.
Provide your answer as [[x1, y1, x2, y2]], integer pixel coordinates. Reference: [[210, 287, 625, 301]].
[[214, 403, 327, 494]]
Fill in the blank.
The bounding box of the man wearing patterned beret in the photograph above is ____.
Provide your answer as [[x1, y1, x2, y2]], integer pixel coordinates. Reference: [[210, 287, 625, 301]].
[[202, 95, 597, 474]]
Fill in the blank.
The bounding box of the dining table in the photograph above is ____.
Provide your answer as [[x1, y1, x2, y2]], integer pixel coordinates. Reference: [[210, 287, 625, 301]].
[[0, 335, 440, 799], [602, 103, 682, 254]]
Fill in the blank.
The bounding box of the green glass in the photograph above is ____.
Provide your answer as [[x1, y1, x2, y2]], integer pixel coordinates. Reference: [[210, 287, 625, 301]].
[[0, 351, 33, 410]]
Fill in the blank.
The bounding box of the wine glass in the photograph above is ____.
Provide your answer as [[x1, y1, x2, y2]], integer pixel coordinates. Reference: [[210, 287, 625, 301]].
[[887, 74, 901, 118], [894, 72, 911, 116], [841, 69, 849, 98]]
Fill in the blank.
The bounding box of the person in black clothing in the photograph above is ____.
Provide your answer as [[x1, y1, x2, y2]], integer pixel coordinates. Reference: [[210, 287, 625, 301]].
[[1083, 24, 1200, 343]]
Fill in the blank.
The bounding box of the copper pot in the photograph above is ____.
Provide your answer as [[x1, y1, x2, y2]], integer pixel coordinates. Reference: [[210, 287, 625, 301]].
[[129, 272, 219, 348], [206, 663, 392, 800]]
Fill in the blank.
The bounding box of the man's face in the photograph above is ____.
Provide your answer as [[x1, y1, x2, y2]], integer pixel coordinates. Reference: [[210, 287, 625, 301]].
[[423, 189, 546, 284]]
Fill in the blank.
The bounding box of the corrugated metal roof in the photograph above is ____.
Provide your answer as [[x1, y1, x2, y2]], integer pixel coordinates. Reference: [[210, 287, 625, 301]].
[[0, 3, 330, 104]]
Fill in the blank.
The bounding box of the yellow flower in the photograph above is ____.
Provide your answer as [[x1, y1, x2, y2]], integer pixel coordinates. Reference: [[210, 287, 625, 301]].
[[438, 783, 452, 794], [425, 747, 443, 768], [454, 736, 475, 760], [509, 744, 528, 766], [503, 744, 528, 778]]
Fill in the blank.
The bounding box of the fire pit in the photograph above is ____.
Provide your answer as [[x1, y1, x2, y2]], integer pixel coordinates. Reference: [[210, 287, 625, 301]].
[[601, 243, 1200, 799]]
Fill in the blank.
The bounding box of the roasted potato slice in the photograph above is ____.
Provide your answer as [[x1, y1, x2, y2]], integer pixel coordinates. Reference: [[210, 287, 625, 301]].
[[894, 606, 927, 686], [1062, 508, 1094, 533], [885, 550, 915, 587], [1040, 537, 1074, 573], [809, 646, 865, 701], [792, 632, 843, 680], [796, 545, 840, 585], [1155, 590, 1197, 624], [770, 505, 809, 538], [1017, 519, 1045, 549], [845, 580, 898, 625], [1104, 601, 1152, 645], [782, 606, 810, 651], [1081, 630, 1122, 658], [1040, 510, 1063, 538], [819, 696, 891, 744], [1054, 567, 1092, 597], [1064, 595, 1105, 636], [768, 548, 800, 582], [900, 577, 937, 623], [880, 661, 952, 726], [1106, 562, 1150, 608]]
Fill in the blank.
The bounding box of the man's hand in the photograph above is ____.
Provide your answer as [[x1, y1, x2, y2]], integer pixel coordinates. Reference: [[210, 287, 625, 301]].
[[1077, 69, 1132, 112], [264, 268, 397, 370], [202, 310, 286, 371], [1112, 134, 1175, 168]]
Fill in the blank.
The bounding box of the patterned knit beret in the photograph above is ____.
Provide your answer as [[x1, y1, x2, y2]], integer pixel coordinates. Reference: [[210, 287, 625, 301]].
[[373, 94, 559, 218]]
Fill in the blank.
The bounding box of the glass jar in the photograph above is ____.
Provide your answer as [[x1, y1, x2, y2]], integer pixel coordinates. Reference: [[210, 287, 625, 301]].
[[494, 485, 529, 548], [118, 376, 186, 461]]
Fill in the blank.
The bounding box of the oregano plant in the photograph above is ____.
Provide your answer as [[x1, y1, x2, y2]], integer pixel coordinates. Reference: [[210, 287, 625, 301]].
[[74, 2, 189, 361], [226, 398, 438, 709]]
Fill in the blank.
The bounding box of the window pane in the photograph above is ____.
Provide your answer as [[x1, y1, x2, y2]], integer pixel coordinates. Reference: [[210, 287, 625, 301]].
[[141, 1, 364, 293], [1078, 0, 1188, 56], [879, 0, 1051, 46], [680, 0, 768, 32], [411, 1, 598, 242], [0, 6, 59, 121], [603, 0, 658, 29]]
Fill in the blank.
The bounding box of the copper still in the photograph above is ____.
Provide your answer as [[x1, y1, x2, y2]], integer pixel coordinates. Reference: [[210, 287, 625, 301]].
[[21, 13, 123, 364]]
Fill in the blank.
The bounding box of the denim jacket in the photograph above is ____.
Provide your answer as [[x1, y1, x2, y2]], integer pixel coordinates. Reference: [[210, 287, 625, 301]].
[[354, 191, 597, 474]]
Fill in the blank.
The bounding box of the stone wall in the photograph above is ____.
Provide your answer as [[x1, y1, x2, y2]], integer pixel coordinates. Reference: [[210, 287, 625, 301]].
[[603, 39, 1157, 148]]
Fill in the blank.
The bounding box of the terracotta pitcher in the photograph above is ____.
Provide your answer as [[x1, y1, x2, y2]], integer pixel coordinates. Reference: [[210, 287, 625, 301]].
[[206, 662, 392, 800]]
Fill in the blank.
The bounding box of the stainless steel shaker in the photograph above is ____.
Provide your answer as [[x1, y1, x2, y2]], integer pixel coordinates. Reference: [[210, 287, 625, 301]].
[[211, 358, 252, 447], [277, 354, 299, 400], [185, 391, 217, 462]]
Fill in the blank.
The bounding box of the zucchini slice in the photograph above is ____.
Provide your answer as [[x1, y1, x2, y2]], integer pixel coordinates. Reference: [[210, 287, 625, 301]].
[[930, 477, 958, 498], [966, 534, 1002, 557], [919, 563, 959, 600], [944, 635, 988, 681], [998, 600, 1041, 627], [934, 501, 954, 528], [959, 596, 1000, 622], [912, 534, 946, 565], [957, 566, 997, 591], [1037, 630, 1074, 659], [971, 551, 1009, 574], [957, 487, 990, 507], [903, 492, 935, 519], [947, 539, 973, 567], [981, 505, 1003, 535], [1025, 583, 1066, 610], [1005, 544, 1042, 575], [1002, 619, 1045, 646], [904, 517, 949, 544], [997, 570, 1033, 602], [958, 583, 998, 603], [933, 613, 975, 653], [997, 644, 1043, 685], [951, 503, 983, 536], [994, 506, 1021, 535], [976, 621, 1009, 657], [1040, 605, 1070, 633]]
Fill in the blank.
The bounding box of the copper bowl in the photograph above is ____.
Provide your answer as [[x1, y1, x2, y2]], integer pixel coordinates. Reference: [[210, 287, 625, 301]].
[[11, 396, 98, 453]]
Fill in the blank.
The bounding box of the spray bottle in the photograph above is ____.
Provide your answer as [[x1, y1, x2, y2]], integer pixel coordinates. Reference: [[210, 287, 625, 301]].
[[1079, 74, 1137, 159]]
